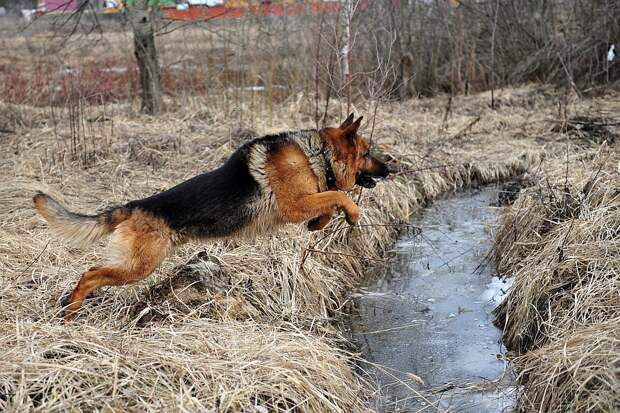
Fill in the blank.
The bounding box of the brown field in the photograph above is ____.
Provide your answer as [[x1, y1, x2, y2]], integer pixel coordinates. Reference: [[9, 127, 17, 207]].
[[0, 16, 619, 413], [0, 19, 318, 108]]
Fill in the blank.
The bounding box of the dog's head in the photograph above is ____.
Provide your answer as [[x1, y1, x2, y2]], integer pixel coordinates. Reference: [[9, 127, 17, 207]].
[[321, 113, 390, 191]]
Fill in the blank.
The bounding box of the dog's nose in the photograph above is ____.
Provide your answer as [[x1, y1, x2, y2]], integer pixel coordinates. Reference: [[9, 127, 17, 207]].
[[379, 162, 390, 177]]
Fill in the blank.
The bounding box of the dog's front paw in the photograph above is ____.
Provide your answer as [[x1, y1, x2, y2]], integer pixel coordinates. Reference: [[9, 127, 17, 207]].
[[345, 207, 360, 226], [64, 308, 78, 322], [59, 293, 78, 321]]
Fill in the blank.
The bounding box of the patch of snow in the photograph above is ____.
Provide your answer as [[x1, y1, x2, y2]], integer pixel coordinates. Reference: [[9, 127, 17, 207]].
[[481, 276, 514, 305], [21, 9, 35, 22]]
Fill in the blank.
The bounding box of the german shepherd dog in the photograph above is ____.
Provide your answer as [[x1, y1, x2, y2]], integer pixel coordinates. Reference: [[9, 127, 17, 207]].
[[33, 114, 389, 320]]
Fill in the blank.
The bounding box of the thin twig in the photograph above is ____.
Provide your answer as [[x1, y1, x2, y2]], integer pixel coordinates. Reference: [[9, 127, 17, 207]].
[[450, 114, 481, 139], [390, 163, 463, 177], [15, 241, 50, 280]]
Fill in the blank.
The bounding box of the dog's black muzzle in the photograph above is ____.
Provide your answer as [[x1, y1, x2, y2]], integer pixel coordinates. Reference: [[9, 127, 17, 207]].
[[356, 160, 390, 188]]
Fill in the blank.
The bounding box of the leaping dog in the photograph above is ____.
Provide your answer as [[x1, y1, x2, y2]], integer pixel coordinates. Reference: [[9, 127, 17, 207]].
[[33, 114, 390, 320]]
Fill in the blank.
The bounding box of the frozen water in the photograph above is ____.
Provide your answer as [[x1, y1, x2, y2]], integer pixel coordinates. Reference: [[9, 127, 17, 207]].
[[350, 188, 516, 412]]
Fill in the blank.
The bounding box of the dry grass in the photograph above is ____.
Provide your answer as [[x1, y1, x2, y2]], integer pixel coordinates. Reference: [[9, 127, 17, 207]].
[[1, 84, 618, 411], [514, 321, 619, 412], [493, 101, 620, 411], [0, 21, 318, 108], [1, 320, 364, 412]]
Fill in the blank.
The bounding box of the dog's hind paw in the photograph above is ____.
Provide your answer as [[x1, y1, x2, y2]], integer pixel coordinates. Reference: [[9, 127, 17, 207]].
[[59, 293, 72, 310]]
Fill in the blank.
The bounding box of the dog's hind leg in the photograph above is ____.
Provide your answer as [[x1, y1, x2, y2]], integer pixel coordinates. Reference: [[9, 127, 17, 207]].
[[65, 266, 133, 320], [64, 211, 172, 321]]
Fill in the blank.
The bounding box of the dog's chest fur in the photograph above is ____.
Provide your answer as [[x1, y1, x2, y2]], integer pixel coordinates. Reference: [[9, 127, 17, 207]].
[[242, 130, 331, 237]]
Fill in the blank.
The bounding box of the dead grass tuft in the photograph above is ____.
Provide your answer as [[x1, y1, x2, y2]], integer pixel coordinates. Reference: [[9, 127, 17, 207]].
[[493, 136, 620, 411], [0, 320, 368, 412], [514, 320, 619, 412]]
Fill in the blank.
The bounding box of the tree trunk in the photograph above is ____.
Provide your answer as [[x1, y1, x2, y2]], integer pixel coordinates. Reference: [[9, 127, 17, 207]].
[[341, 0, 352, 113], [129, 0, 162, 115]]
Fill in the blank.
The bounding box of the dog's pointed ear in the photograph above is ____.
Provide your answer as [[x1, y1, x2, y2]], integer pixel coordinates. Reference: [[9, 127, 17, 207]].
[[342, 116, 363, 143], [339, 113, 355, 129]]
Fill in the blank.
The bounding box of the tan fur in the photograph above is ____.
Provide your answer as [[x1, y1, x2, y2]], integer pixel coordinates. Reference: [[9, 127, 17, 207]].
[[239, 143, 283, 239], [33, 193, 129, 245], [320, 126, 361, 191], [65, 211, 172, 320], [292, 130, 333, 192], [266, 143, 360, 225]]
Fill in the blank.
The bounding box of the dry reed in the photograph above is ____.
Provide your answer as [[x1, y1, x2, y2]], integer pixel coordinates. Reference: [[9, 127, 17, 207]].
[[493, 106, 620, 411]]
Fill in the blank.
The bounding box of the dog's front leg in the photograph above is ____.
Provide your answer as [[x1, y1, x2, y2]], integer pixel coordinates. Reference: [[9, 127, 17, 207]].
[[307, 210, 334, 231], [281, 191, 360, 226]]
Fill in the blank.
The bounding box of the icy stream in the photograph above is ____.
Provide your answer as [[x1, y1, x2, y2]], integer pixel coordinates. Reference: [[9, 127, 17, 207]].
[[351, 188, 516, 412]]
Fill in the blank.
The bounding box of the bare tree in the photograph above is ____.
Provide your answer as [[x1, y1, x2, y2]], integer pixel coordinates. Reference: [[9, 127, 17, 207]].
[[129, 0, 162, 115], [43, 0, 162, 115], [340, 0, 353, 113]]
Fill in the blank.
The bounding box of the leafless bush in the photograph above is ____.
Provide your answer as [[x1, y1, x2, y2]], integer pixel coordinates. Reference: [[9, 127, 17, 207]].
[[353, 0, 620, 98]]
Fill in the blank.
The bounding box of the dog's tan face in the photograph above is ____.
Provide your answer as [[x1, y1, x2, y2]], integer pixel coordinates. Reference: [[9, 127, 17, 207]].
[[321, 114, 390, 191]]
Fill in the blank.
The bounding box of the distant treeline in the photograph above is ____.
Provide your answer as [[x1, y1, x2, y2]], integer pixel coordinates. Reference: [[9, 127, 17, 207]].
[[353, 0, 620, 98]]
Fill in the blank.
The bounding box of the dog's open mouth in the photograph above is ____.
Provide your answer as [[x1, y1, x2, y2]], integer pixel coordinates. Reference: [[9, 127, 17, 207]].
[[356, 173, 381, 188], [356, 161, 391, 189]]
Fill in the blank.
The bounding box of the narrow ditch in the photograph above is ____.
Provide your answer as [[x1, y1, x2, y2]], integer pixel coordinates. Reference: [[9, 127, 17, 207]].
[[350, 187, 515, 412]]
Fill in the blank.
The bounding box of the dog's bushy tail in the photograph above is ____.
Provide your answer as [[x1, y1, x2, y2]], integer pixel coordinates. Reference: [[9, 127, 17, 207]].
[[33, 191, 131, 244]]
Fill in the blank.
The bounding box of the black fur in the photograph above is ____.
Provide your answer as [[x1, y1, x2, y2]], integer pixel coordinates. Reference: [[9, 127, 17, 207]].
[[124, 134, 290, 239], [126, 143, 258, 239]]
